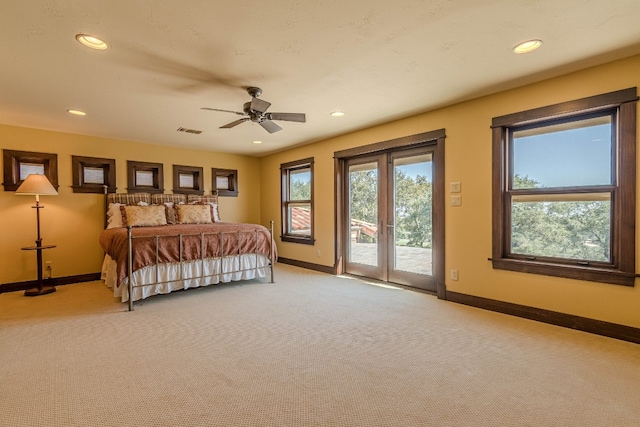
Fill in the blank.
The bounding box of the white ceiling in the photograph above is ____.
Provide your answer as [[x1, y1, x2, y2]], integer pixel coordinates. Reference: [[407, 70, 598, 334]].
[[1, 1, 640, 156]]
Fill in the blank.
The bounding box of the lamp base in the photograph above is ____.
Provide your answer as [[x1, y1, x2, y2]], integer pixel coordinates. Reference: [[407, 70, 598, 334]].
[[24, 285, 56, 296]]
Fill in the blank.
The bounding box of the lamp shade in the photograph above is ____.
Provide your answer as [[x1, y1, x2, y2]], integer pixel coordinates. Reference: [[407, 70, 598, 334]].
[[15, 174, 58, 196]]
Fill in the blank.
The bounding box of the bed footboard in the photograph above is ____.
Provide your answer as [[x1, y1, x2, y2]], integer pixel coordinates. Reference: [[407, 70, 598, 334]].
[[125, 221, 276, 311]]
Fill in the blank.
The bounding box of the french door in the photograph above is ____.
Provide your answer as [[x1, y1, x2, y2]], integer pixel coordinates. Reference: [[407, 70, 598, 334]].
[[343, 146, 439, 292]]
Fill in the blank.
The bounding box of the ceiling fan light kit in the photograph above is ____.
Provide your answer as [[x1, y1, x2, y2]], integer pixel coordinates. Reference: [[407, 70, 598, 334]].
[[202, 87, 306, 134]]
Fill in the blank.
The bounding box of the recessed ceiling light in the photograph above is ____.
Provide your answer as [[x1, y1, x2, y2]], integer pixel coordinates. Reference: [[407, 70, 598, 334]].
[[67, 109, 86, 116], [330, 111, 345, 117], [253, 140, 263, 144], [513, 39, 542, 54], [75, 34, 108, 50]]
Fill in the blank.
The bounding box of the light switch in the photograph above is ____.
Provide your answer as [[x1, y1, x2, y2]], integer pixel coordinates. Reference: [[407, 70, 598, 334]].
[[451, 195, 461, 206], [450, 182, 461, 193]]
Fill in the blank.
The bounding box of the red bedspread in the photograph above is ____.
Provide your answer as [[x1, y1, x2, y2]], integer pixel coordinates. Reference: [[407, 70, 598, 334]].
[[100, 223, 276, 286]]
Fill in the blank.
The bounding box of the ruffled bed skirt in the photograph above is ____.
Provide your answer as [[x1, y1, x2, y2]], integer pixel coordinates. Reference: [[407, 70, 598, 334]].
[[101, 254, 271, 302]]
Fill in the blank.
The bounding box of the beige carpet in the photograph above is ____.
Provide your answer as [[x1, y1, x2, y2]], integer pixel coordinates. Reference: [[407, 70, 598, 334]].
[[1, 264, 639, 427]]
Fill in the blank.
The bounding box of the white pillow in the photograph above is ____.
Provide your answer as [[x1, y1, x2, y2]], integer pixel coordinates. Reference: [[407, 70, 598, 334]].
[[106, 203, 124, 229], [206, 202, 222, 222]]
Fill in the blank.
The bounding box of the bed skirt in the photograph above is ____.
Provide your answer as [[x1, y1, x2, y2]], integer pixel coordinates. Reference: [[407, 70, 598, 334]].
[[101, 254, 272, 302]]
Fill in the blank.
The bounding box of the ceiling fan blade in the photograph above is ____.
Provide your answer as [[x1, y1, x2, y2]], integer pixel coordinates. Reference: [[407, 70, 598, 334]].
[[259, 120, 282, 133], [220, 118, 249, 129], [250, 97, 271, 113], [267, 112, 306, 123], [201, 107, 246, 116]]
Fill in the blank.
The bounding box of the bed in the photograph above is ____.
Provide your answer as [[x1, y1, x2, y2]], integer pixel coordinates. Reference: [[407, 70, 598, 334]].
[[99, 192, 276, 310]]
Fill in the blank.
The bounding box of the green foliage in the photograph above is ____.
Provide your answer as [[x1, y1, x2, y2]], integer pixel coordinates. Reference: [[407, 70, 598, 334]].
[[394, 171, 432, 248], [349, 169, 378, 225], [511, 174, 610, 262], [290, 179, 310, 200], [348, 168, 432, 248]]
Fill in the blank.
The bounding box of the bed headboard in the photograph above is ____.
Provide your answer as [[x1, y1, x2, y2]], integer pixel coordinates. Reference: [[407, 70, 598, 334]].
[[103, 191, 219, 228]]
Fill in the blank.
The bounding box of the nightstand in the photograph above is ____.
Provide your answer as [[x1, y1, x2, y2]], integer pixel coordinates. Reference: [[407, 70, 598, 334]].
[[21, 244, 56, 296]]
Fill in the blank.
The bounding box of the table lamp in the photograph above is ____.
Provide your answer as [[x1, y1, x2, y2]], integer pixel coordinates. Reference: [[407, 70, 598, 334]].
[[15, 174, 58, 296]]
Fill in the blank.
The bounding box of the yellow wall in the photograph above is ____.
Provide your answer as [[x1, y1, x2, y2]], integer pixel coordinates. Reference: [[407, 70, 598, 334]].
[[260, 54, 640, 328], [2, 54, 639, 329], [0, 126, 261, 284]]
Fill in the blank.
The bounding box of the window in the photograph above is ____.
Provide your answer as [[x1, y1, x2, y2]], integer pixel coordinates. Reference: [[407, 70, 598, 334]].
[[127, 161, 164, 194], [173, 164, 203, 195], [281, 157, 314, 244], [72, 156, 116, 193], [2, 149, 58, 191], [492, 88, 637, 286], [212, 168, 238, 197]]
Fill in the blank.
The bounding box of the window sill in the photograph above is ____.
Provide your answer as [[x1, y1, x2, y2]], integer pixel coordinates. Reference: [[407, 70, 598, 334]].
[[281, 235, 315, 245], [492, 258, 635, 287]]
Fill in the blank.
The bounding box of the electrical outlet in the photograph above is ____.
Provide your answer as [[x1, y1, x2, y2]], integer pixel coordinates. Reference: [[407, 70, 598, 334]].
[[316, 250, 322, 258], [45, 261, 52, 269], [450, 182, 461, 193], [450, 195, 461, 206], [450, 269, 459, 281]]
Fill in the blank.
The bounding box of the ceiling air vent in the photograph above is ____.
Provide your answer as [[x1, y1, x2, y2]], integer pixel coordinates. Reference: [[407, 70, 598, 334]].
[[177, 127, 203, 135]]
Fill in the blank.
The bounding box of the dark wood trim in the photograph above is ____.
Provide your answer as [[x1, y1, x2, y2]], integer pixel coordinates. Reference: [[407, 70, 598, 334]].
[[491, 88, 637, 286], [433, 136, 446, 299], [280, 158, 314, 245], [212, 168, 238, 197], [72, 155, 116, 194], [445, 291, 640, 345], [2, 149, 58, 191], [334, 157, 344, 276], [334, 128, 446, 159], [173, 164, 204, 195], [617, 100, 637, 276], [491, 87, 638, 128], [127, 160, 164, 194], [0, 272, 101, 294], [277, 257, 336, 275]]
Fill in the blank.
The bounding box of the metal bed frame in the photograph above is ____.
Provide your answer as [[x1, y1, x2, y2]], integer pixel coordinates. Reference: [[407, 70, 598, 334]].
[[124, 221, 275, 311]]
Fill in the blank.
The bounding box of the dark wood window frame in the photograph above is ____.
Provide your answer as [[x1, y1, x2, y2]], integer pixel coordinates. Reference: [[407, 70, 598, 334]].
[[280, 157, 315, 245], [71, 155, 116, 194], [2, 149, 58, 191], [491, 87, 637, 286], [212, 168, 238, 197], [127, 160, 164, 194], [173, 164, 204, 195]]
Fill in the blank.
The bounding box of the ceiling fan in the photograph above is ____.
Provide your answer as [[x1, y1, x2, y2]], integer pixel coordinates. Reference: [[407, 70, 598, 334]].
[[201, 87, 306, 133]]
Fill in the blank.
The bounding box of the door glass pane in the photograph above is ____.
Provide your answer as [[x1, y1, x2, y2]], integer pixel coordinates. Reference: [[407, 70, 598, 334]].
[[512, 115, 612, 189], [511, 193, 611, 262], [348, 162, 378, 267], [393, 154, 433, 275]]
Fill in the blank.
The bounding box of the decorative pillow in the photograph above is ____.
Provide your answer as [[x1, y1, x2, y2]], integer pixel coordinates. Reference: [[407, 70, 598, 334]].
[[189, 201, 221, 222], [210, 203, 221, 222], [163, 202, 178, 225], [106, 203, 125, 229], [176, 204, 213, 224], [122, 205, 168, 227]]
